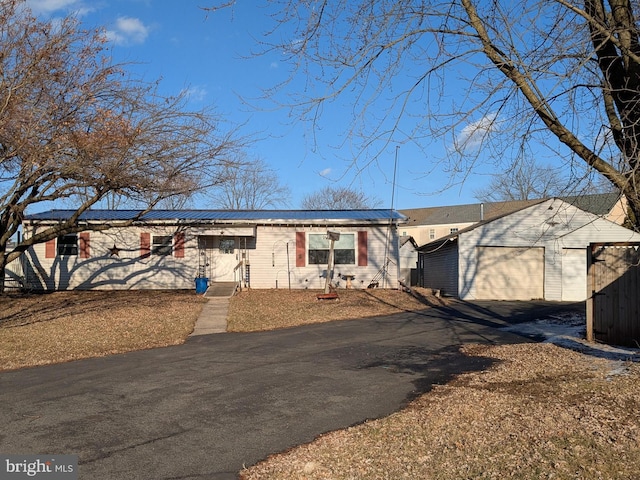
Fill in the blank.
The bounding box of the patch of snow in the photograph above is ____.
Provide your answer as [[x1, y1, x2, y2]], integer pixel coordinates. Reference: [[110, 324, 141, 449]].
[[500, 311, 640, 367]]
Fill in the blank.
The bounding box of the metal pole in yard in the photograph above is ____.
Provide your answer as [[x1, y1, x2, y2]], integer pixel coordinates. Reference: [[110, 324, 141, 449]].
[[286, 242, 291, 290]]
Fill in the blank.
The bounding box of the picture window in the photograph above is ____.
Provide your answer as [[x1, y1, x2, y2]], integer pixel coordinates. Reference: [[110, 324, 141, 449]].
[[308, 233, 355, 265]]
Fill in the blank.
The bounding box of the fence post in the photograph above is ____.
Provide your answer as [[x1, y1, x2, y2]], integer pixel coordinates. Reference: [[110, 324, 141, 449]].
[[586, 244, 594, 342]]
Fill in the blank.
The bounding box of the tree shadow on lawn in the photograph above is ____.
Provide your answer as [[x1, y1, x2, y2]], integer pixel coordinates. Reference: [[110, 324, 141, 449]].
[[0, 290, 196, 328]]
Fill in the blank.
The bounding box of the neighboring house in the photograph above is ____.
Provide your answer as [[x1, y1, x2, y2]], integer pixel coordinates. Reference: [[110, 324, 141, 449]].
[[416, 198, 640, 301], [401, 193, 629, 247], [20, 209, 406, 291]]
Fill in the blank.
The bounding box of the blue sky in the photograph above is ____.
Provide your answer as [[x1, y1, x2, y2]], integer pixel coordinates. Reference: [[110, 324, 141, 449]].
[[25, 0, 498, 210]]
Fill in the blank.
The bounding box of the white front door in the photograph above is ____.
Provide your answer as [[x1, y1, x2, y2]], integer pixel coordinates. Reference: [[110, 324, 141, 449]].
[[211, 237, 237, 282], [198, 236, 237, 282]]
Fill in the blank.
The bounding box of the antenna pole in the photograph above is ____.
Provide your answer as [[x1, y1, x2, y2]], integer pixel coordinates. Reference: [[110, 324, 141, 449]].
[[383, 146, 400, 288]]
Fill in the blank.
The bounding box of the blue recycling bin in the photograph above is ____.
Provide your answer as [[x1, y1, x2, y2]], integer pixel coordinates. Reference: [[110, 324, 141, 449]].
[[195, 277, 209, 294]]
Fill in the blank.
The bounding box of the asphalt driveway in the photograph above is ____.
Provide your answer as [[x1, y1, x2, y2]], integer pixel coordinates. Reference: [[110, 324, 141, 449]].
[[0, 300, 583, 479]]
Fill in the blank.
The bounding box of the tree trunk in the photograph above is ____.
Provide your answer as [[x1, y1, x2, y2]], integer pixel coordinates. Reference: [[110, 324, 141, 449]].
[[0, 250, 7, 295]]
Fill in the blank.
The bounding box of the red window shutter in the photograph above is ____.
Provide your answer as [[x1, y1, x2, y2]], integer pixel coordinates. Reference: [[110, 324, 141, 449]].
[[296, 231, 306, 267], [45, 239, 56, 258], [174, 232, 185, 258], [140, 232, 151, 257], [358, 231, 368, 266], [79, 232, 90, 258]]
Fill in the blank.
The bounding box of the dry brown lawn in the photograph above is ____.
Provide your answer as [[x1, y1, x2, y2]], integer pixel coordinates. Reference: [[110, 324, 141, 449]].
[[2, 288, 639, 479], [0, 288, 439, 372], [0, 290, 206, 371], [241, 342, 640, 480], [227, 288, 445, 332]]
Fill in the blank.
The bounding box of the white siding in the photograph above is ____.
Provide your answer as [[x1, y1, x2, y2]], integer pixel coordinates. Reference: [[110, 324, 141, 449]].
[[561, 248, 587, 301], [248, 225, 399, 289], [23, 226, 202, 290], [22, 223, 401, 291], [458, 198, 640, 300], [399, 239, 417, 286]]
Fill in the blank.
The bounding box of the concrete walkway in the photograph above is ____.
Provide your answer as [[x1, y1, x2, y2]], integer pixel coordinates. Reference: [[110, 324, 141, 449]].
[[189, 282, 237, 336]]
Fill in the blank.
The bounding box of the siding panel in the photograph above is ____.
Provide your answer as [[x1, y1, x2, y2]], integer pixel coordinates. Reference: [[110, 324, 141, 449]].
[[420, 241, 458, 296]]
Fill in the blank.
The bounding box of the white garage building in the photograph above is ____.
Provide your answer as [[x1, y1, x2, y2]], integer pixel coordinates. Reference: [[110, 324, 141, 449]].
[[417, 198, 640, 301]]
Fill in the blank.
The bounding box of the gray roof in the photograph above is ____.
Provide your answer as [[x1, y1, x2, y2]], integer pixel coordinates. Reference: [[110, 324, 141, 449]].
[[561, 192, 622, 216], [25, 209, 406, 224], [400, 193, 622, 226], [415, 193, 624, 252], [400, 200, 540, 226]]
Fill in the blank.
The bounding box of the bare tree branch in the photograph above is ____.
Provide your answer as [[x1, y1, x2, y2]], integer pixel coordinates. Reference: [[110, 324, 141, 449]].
[[227, 0, 640, 229], [301, 186, 382, 209], [0, 1, 244, 289]]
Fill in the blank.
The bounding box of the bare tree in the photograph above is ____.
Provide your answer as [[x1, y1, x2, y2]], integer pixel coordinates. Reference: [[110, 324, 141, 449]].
[[0, 1, 242, 290], [214, 0, 640, 230], [301, 186, 381, 209], [474, 161, 567, 202], [210, 156, 291, 209]]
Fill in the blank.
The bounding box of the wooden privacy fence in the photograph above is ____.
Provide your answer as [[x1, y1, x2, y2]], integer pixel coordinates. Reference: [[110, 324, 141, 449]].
[[587, 242, 640, 347]]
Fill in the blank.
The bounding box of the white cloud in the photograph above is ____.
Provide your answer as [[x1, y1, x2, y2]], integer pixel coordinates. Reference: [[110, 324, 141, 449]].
[[319, 168, 332, 177], [454, 112, 499, 151], [106, 16, 150, 46], [180, 86, 208, 102], [26, 0, 79, 14], [25, 0, 94, 16], [270, 62, 279, 69]]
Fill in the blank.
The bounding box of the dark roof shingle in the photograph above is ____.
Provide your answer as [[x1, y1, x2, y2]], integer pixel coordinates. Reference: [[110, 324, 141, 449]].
[[401, 193, 621, 226]]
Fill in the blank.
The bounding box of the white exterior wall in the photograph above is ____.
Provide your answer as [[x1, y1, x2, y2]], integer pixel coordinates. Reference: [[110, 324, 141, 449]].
[[458, 199, 640, 301], [22, 222, 401, 291], [249, 225, 399, 290], [24, 226, 204, 290], [398, 238, 418, 286]]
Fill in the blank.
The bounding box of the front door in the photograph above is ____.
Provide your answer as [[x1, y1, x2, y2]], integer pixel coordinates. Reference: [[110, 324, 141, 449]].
[[198, 236, 237, 282]]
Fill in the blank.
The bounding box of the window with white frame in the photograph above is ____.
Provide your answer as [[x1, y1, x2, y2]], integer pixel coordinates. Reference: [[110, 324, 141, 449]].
[[450, 227, 459, 234], [152, 235, 173, 256], [429, 229, 436, 240], [308, 233, 355, 265]]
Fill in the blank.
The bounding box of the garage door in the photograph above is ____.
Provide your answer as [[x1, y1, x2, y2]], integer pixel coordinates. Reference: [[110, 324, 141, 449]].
[[475, 247, 544, 300], [562, 248, 586, 301]]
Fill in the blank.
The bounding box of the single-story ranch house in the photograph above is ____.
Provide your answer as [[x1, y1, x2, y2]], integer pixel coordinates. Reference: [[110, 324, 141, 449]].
[[417, 197, 640, 301], [19, 209, 406, 291]]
